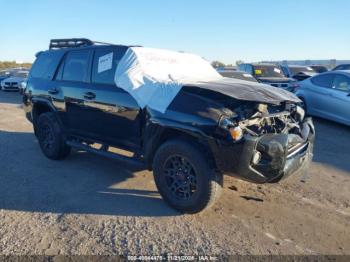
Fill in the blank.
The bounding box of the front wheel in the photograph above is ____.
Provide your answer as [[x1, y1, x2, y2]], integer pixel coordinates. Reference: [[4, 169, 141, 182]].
[[152, 140, 222, 213]]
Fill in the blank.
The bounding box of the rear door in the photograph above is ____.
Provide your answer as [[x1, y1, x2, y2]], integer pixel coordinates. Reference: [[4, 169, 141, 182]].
[[83, 46, 142, 150], [54, 48, 93, 135], [307, 73, 335, 117]]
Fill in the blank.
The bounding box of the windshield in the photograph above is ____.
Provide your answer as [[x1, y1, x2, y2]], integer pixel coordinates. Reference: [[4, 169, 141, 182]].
[[0, 71, 11, 77], [253, 65, 285, 78], [13, 71, 29, 78], [290, 66, 315, 75]]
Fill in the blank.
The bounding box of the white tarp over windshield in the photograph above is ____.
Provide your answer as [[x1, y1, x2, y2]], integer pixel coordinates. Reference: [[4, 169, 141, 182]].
[[115, 47, 222, 113]]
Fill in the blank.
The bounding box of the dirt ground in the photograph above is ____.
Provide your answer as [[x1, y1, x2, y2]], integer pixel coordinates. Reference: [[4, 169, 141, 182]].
[[0, 91, 349, 256]]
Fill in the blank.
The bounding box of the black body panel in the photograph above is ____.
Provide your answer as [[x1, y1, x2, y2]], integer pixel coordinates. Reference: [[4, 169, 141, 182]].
[[24, 43, 315, 185]]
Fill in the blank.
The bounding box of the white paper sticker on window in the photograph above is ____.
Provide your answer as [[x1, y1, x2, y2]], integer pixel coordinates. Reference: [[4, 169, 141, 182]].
[[98, 52, 113, 73], [274, 68, 281, 74]]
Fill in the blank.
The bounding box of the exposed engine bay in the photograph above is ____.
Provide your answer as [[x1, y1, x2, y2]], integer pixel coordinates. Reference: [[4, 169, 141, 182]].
[[234, 102, 305, 137]]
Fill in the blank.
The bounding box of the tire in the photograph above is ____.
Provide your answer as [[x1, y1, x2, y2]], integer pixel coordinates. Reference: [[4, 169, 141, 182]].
[[152, 139, 222, 213], [36, 112, 71, 160]]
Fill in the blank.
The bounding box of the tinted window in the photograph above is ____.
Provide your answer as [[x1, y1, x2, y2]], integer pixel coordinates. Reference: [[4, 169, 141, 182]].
[[62, 50, 90, 82], [334, 65, 350, 71], [332, 74, 350, 92], [30, 51, 64, 79], [280, 66, 289, 76], [238, 64, 246, 72], [311, 74, 335, 88], [246, 65, 253, 74], [92, 47, 126, 85]]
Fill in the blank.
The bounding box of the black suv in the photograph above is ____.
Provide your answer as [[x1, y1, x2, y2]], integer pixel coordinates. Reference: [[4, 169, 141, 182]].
[[238, 63, 299, 92], [23, 39, 315, 213]]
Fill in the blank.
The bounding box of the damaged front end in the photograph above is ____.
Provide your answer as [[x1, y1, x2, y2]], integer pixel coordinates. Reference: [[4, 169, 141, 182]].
[[211, 102, 315, 183]]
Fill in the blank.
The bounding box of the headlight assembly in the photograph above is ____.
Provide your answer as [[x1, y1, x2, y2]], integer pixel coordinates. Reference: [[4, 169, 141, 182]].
[[219, 117, 243, 142]]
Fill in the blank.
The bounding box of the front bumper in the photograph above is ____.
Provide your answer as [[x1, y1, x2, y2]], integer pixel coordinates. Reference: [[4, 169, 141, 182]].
[[1, 84, 19, 91], [210, 118, 315, 183]]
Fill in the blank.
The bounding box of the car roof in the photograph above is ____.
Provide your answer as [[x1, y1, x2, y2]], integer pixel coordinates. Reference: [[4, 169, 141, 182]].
[[286, 65, 311, 68], [242, 63, 278, 67], [42, 44, 130, 54], [314, 70, 350, 77]]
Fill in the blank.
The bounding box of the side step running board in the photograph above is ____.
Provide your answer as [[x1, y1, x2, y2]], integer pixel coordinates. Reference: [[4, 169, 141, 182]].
[[66, 140, 145, 169]]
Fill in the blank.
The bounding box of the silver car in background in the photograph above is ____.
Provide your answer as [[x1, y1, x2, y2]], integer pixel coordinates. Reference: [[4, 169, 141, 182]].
[[295, 70, 350, 126], [0, 70, 29, 92]]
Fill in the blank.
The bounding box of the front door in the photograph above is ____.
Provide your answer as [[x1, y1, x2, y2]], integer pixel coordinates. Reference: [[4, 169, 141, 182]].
[[81, 46, 142, 150]]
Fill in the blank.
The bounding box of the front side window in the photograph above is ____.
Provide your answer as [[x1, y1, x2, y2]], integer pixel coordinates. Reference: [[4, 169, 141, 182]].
[[311, 74, 335, 88], [62, 50, 90, 82], [92, 47, 127, 85], [332, 74, 350, 92]]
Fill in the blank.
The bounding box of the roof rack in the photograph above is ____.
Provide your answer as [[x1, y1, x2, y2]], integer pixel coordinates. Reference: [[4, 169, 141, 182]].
[[49, 38, 141, 50], [49, 38, 93, 49], [49, 38, 115, 50]]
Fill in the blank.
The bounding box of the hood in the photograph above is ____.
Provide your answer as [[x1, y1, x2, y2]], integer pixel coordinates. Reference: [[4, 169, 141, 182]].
[[2, 76, 26, 82], [257, 77, 294, 83], [184, 77, 301, 105]]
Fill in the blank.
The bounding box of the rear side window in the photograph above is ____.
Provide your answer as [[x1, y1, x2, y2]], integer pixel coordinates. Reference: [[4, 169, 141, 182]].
[[30, 51, 64, 79], [92, 47, 127, 85], [311, 74, 335, 88], [62, 50, 91, 82], [332, 74, 350, 91]]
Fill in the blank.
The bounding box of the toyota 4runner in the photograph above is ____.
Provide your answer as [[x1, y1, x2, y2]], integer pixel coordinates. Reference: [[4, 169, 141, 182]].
[[23, 38, 315, 213]]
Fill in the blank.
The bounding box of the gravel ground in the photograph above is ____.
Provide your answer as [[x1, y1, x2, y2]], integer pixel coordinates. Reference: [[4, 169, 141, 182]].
[[0, 91, 349, 255]]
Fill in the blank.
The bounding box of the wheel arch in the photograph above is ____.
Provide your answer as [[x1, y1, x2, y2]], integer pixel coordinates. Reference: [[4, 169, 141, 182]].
[[144, 123, 217, 171], [32, 99, 61, 135]]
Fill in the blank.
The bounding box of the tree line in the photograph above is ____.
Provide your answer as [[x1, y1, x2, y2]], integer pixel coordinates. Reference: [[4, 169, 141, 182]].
[[211, 60, 244, 68], [0, 61, 32, 71]]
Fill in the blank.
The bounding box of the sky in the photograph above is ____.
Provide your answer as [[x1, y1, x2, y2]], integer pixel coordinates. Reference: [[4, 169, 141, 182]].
[[0, 0, 349, 64]]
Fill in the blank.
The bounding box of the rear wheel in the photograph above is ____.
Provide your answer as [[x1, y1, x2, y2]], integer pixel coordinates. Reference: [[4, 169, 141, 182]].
[[37, 112, 71, 160], [152, 139, 222, 213]]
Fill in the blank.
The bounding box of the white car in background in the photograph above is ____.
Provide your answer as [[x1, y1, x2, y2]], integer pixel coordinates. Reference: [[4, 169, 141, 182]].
[[0, 70, 29, 92]]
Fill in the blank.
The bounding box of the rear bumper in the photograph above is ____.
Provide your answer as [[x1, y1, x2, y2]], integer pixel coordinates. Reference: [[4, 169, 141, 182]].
[[210, 118, 315, 183]]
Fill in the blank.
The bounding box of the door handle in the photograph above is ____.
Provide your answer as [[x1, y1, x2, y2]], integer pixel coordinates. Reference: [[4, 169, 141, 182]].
[[48, 88, 59, 95], [83, 92, 96, 100]]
